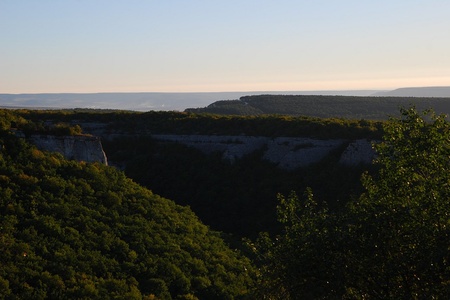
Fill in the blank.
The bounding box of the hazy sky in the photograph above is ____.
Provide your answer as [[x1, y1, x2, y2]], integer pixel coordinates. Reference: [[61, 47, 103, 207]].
[[1, 0, 449, 93]]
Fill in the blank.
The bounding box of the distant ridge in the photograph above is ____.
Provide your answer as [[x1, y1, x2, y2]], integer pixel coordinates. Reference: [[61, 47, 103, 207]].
[[0, 92, 246, 112], [2, 87, 449, 111], [186, 94, 450, 120], [0, 90, 380, 111], [372, 86, 450, 97]]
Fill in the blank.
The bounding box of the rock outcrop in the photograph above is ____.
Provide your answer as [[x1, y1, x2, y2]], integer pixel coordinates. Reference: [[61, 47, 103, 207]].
[[152, 134, 376, 170], [339, 139, 376, 166], [263, 137, 344, 169], [28, 135, 108, 165], [153, 135, 267, 162], [71, 121, 377, 169], [75, 122, 376, 168]]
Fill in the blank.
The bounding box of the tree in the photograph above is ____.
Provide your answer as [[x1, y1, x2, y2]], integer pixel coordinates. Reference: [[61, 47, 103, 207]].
[[248, 189, 346, 299], [348, 107, 450, 298], [251, 107, 450, 299]]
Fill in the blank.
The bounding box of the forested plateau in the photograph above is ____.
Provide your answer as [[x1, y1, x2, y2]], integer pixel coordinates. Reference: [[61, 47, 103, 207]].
[[186, 94, 450, 120]]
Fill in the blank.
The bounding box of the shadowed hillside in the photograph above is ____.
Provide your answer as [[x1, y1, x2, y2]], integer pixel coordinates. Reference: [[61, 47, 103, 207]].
[[186, 94, 450, 120]]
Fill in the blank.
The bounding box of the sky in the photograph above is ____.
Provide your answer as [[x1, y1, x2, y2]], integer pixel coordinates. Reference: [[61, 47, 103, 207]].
[[1, 0, 450, 93]]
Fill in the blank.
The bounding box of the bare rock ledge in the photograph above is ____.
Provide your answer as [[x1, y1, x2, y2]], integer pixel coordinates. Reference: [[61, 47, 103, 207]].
[[28, 135, 108, 165]]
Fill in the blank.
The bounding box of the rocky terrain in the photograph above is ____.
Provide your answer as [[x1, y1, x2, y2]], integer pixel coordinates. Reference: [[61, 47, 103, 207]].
[[152, 134, 376, 169], [22, 122, 376, 169], [27, 134, 108, 165]]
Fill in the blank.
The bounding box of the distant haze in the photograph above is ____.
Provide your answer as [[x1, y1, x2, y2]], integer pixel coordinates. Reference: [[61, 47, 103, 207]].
[[0, 90, 381, 112], [1, 87, 450, 112]]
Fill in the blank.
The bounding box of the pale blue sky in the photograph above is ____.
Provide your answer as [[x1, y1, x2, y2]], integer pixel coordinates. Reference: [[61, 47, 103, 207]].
[[1, 0, 449, 93]]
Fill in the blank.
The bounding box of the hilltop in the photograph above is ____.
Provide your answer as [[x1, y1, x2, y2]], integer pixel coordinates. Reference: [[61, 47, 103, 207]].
[[186, 94, 450, 120], [372, 86, 450, 97]]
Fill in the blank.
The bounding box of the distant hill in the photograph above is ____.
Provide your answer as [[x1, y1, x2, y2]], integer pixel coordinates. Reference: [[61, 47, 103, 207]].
[[0, 92, 246, 111], [186, 94, 450, 120], [372, 86, 450, 97], [3, 88, 449, 112]]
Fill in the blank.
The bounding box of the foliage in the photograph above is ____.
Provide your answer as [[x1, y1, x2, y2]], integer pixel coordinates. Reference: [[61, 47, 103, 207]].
[[0, 110, 28, 131], [16, 108, 383, 139], [248, 190, 346, 299], [250, 107, 450, 299], [0, 109, 84, 136], [348, 107, 450, 298], [0, 128, 255, 299], [187, 94, 450, 120]]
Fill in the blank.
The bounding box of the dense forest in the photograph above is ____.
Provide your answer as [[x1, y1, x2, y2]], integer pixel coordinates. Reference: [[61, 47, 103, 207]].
[[15, 109, 383, 239], [0, 110, 255, 299], [3, 105, 450, 298], [18, 108, 383, 139], [249, 107, 450, 298], [186, 94, 450, 120]]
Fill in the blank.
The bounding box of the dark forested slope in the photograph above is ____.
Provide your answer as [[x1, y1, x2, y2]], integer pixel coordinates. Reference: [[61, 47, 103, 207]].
[[186, 94, 450, 120], [0, 110, 255, 299]]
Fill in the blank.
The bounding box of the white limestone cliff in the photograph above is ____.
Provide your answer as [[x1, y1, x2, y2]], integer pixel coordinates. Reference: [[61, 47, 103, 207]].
[[28, 135, 108, 165], [151, 134, 376, 169]]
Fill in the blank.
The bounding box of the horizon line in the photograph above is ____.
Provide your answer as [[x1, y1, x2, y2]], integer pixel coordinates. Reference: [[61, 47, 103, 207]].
[[3, 85, 450, 95]]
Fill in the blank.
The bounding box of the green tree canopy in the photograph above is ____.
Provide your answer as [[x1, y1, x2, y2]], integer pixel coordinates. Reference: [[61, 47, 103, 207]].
[[0, 129, 255, 299], [349, 107, 450, 298], [251, 107, 450, 299]]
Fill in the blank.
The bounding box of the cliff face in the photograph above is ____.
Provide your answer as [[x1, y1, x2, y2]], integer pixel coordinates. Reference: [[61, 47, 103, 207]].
[[152, 135, 376, 169], [75, 122, 376, 169], [28, 135, 108, 165], [54, 121, 375, 169], [339, 139, 376, 166]]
